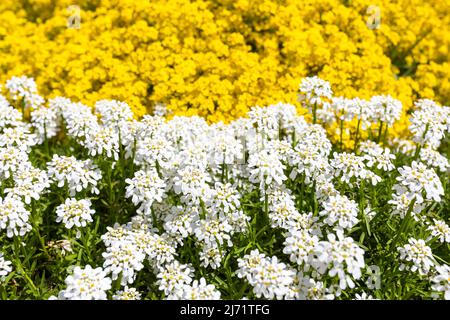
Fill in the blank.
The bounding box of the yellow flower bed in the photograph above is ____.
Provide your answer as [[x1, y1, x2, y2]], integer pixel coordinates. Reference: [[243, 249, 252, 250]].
[[0, 0, 449, 136]]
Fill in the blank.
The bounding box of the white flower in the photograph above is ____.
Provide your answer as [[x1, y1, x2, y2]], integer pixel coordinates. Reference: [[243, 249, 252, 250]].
[[172, 166, 211, 203], [47, 154, 102, 196], [410, 99, 448, 148], [388, 191, 425, 220], [12, 163, 50, 197], [194, 217, 233, 248], [312, 231, 365, 290], [0, 196, 32, 238], [175, 278, 221, 300], [397, 238, 434, 275], [427, 219, 450, 243], [295, 275, 335, 300], [146, 233, 177, 268], [30, 106, 60, 143], [330, 97, 356, 121], [125, 169, 166, 215], [283, 229, 319, 266], [95, 99, 134, 127], [163, 205, 196, 241], [0, 95, 22, 128], [289, 140, 330, 182], [236, 249, 267, 281], [113, 286, 142, 300], [57, 265, 112, 300], [199, 246, 224, 269], [207, 131, 244, 166], [0, 126, 37, 151], [360, 144, 396, 172], [0, 252, 12, 278], [102, 241, 145, 285], [5, 76, 40, 109], [331, 152, 380, 186], [298, 76, 333, 108], [55, 198, 95, 230], [394, 161, 444, 204], [319, 194, 359, 230], [431, 264, 450, 300], [248, 149, 286, 191], [63, 103, 99, 138], [156, 260, 194, 296], [419, 147, 450, 173], [369, 95, 402, 126], [354, 292, 377, 300], [153, 103, 168, 117], [0, 147, 29, 179], [83, 126, 120, 160], [236, 250, 295, 299], [209, 182, 241, 215]]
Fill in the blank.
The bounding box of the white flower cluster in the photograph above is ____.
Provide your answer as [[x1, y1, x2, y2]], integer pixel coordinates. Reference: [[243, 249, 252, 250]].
[[55, 198, 95, 234], [125, 169, 166, 216], [0, 75, 448, 300], [392, 161, 444, 212], [0, 252, 12, 278], [0, 196, 32, 237], [54, 265, 112, 300], [298, 76, 333, 109], [237, 250, 296, 299], [113, 286, 142, 300], [47, 154, 102, 196], [431, 265, 450, 300], [305, 88, 403, 130], [397, 238, 435, 275], [410, 99, 450, 149], [5, 76, 44, 110], [30, 105, 60, 143]]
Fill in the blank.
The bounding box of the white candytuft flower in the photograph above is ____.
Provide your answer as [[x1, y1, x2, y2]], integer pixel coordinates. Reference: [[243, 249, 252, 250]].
[[236, 249, 296, 299], [156, 260, 194, 296], [102, 241, 145, 285], [30, 106, 60, 143], [397, 238, 434, 275], [319, 194, 359, 230], [298, 76, 333, 108], [248, 149, 287, 191], [312, 231, 365, 290], [0, 252, 12, 278], [55, 198, 95, 231], [393, 161, 444, 204], [427, 219, 450, 244], [113, 286, 142, 300], [56, 265, 112, 300], [0, 196, 32, 238], [369, 95, 403, 126], [431, 264, 450, 300], [173, 278, 221, 300], [125, 169, 166, 215], [47, 154, 102, 196]]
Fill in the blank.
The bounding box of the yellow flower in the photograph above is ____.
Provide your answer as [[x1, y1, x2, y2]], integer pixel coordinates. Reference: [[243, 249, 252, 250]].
[[0, 0, 448, 144]]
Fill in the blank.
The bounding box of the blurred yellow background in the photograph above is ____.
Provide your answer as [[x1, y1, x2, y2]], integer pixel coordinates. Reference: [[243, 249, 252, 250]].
[[0, 0, 449, 132]]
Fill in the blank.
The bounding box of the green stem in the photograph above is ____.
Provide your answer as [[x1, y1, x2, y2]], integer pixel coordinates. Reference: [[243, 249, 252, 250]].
[[377, 122, 384, 144], [312, 103, 317, 124], [391, 198, 416, 249], [354, 118, 361, 153]]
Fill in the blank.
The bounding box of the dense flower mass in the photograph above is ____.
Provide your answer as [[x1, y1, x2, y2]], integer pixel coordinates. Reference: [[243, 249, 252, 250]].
[[0, 74, 448, 301], [0, 0, 450, 132]]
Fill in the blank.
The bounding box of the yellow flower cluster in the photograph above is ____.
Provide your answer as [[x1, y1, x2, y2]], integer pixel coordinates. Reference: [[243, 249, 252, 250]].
[[0, 0, 449, 133]]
